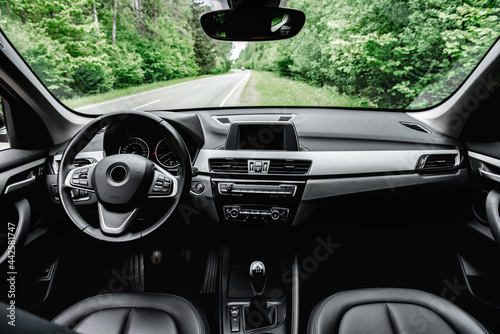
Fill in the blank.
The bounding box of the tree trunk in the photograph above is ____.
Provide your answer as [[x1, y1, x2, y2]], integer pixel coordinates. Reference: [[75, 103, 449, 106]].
[[133, 0, 140, 34], [112, 0, 118, 44], [138, 0, 143, 35], [93, 2, 100, 35], [154, 0, 158, 30], [133, 0, 143, 35]]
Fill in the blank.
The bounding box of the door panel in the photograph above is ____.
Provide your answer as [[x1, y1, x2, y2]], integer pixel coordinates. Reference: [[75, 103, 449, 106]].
[[0, 149, 55, 309], [460, 145, 500, 313], [0, 150, 46, 262]]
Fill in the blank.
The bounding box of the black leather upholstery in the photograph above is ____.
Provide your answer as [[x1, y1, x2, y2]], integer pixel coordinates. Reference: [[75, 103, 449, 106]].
[[53, 293, 209, 334], [308, 288, 490, 334]]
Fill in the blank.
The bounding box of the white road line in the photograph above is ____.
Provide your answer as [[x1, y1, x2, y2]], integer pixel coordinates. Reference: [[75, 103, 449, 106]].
[[132, 99, 161, 110], [219, 73, 251, 107], [193, 85, 202, 88]]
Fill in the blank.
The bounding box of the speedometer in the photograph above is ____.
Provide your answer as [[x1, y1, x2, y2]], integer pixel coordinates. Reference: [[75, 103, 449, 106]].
[[155, 138, 180, 168], [119, 137, 149, 158]]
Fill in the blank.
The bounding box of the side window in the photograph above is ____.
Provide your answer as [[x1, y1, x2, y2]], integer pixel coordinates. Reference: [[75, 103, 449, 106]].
[[0, 97, 10, 151]]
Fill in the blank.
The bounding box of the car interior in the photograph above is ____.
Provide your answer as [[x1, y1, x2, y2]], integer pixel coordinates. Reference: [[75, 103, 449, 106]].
[[1, 0, 500, 333]]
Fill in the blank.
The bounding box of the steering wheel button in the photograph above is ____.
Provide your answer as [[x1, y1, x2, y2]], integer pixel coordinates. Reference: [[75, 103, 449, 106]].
[[79, 180, 88, 186], [80, 168, 88, 173], [156, 181, 163, 186]]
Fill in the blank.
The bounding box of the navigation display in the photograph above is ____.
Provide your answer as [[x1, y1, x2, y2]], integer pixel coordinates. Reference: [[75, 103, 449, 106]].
[[225, 122, 299, 151]]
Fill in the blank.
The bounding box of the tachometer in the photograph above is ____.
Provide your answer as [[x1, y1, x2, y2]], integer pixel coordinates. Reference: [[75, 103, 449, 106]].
[[119, 137, 149, 158], [155, 138, 180, 168]]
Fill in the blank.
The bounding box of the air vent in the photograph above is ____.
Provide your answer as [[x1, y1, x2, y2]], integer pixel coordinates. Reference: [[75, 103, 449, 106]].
[[209, 158, 248, 173], [268, 159, 311, 175], [73, 158, 94, 167], [52, 156, 95, 174], [97, 126, 107, 134], [417, 154, 458, 172], [216, 117, 231, 124], [400, 122, 430, 133]]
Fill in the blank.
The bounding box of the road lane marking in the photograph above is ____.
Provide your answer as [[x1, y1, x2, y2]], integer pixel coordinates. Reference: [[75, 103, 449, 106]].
[[132, 99, 161, 110], [193, 85, 202, 88], [219, 72, 251, 107]]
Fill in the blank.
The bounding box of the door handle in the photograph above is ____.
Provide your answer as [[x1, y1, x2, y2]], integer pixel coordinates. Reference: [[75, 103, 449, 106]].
[[0, 199, 31, 265], [4, 174, 36, 194], [486, 189, 500, 247], [479, 168, 500, 183]]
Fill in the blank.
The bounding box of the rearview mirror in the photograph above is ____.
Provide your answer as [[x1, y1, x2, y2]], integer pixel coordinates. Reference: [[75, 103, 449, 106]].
[[200, 8, 306, 41]]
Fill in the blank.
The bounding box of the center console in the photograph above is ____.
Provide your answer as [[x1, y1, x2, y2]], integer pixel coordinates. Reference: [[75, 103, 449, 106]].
[[208, 121, 308, 226], [213, 178, 305, 224], [220, 244, 298, 334]]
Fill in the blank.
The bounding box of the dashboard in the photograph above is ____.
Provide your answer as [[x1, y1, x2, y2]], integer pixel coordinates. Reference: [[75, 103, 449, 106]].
[[50, 108, 467, 226]]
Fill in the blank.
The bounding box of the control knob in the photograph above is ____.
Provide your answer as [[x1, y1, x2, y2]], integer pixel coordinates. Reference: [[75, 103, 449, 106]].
[[230, 207, 239, 218]]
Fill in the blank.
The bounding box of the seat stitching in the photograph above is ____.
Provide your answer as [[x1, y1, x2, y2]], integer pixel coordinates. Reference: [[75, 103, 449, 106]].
[[121, 308, 133, 334], [385, 303, 399, 334]]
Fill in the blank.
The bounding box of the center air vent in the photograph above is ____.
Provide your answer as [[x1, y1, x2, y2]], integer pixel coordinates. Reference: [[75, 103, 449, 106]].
[[268, 159, 311, 175], [209, 158, 248, 173], [417, 154, 458, 172]]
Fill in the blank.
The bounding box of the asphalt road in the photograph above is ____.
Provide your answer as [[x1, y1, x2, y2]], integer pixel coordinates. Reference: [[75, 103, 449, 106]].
[[76, 70, 251, 115]]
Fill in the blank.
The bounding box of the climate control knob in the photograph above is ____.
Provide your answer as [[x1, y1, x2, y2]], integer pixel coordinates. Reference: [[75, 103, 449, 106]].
[[230, 208, 240, 218], [270, 209, 280, 220]]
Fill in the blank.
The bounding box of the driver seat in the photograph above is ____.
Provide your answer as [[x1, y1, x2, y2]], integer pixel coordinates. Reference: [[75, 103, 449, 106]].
[[53, 293, 209, 334]]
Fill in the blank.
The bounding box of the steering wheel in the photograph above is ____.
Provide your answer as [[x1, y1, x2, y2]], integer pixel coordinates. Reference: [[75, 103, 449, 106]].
[[57, 111, 191, 242]]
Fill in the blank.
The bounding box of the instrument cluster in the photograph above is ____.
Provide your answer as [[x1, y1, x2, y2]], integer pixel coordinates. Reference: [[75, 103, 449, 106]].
[[103, 120, 182, 174]]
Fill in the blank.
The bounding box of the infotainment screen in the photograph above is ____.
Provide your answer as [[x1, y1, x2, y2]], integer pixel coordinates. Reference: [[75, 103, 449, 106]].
[[225, 121, 299, 151]]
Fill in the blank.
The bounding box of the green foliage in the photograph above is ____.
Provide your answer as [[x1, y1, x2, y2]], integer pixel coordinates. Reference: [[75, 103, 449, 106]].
[[236, 0, 500, 109], [73, 56, 114, 94], [108, 43, 144, 88], [1, 0, 499, 109], [0, 0, 231, 100]]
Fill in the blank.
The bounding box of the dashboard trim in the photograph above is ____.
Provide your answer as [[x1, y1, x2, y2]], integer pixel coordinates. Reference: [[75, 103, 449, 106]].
[[195, 149, 460, 176], [301, 169, 468, 201]]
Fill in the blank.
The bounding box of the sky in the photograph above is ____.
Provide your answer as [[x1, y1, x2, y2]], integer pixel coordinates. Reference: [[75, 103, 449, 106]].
[[231, 42, 248, 60]]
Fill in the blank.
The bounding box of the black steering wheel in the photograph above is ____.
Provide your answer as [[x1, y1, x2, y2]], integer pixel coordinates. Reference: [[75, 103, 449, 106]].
[[57, 111, 191, 242]]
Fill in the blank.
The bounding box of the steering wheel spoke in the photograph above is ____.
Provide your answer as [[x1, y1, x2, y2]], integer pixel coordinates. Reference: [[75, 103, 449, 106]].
[[64, 164, 97, 192], [98, 203, 139, 235], [148, 164, 179, 198]]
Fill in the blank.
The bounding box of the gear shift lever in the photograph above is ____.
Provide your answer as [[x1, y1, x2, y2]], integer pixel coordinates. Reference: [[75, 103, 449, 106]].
[[249, 261, 266, 296], [245, 261, 274, 330]]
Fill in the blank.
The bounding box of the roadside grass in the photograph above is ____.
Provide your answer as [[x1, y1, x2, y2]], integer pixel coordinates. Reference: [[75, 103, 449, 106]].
[[239, 71, 366, 107], [62, 74, 224, 109]]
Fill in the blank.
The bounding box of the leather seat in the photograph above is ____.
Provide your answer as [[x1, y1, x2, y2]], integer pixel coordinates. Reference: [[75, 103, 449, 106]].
[[53, 293, 209, 334], [308, 288, 490, 334]]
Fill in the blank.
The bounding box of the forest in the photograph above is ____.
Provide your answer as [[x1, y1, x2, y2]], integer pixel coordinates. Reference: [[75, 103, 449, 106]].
[[0, 0, 232, 99], [234, 0, 500, 109], [1, 0, 499, 109]]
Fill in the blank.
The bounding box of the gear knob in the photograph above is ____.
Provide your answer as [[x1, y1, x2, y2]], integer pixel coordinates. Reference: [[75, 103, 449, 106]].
[[250, 261, 266, 279], [249, 261, 266, 296]]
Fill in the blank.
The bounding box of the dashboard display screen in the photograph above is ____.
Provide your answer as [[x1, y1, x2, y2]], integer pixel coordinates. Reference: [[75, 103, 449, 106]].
[[238, 124, 285, 150], [225, 122, 299, 151]]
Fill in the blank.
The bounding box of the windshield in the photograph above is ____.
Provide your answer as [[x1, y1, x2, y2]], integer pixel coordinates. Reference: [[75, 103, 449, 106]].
[[0, 0, 499, 113]]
